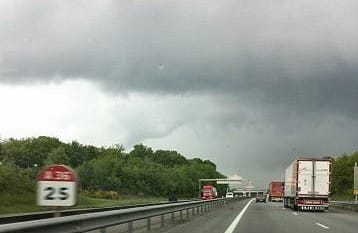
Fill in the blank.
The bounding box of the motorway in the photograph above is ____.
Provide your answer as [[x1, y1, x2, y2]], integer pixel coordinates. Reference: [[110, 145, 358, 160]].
[[152, 199, 358, 233]]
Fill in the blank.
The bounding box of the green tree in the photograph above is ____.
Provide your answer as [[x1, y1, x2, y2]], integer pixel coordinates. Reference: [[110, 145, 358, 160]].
[[152, 150, 188, 167], [77, 148, 125, 191], [332, 151, 358, 196], [0, 137, 62, 168], [0, 161, 34, 194], [64, 141, 101, 167], [45, 147, 70, 165], [129, 144, 153, 158]]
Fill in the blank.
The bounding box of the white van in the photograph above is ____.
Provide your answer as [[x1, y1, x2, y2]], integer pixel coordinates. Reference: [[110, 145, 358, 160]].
[[225, 192, 234, 198]]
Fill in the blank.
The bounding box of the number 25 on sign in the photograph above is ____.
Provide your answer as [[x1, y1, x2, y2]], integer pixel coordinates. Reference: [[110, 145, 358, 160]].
[[37, 165, 77, 206]]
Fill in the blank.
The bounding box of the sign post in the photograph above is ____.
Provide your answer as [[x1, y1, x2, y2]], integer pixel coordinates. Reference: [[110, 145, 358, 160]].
[[354, 163, 358, 203], [37, 165, 77, 215]]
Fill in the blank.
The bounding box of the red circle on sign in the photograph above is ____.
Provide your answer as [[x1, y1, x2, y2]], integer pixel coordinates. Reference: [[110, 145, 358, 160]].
[[38, 165, 76, 182]]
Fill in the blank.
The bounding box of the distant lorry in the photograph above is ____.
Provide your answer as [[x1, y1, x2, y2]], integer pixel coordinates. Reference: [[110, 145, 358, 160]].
[[284, 158, 331, 211], [268, 181, 284, 202], [201, 185, 217, 200]]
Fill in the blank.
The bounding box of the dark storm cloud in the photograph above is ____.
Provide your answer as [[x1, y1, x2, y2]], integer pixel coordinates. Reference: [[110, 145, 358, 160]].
[[1, 0, 357, 116], [1, 0, 358, 185]]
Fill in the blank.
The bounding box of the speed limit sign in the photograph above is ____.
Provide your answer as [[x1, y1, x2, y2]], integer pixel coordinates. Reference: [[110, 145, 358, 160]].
[[37, 165, 77, 206]]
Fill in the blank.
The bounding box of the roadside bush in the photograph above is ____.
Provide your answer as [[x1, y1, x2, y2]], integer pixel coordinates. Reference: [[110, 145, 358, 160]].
[[0, 162, 35, 194], [81, 190, 119, 199]]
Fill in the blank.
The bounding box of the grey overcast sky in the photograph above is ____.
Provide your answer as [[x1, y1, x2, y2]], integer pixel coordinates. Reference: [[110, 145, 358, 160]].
[[1, 0, 357, 188]]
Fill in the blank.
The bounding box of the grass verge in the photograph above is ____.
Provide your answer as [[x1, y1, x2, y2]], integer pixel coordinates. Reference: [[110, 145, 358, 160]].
[[0, 192, 166, 215], [331, 193, 357, 201]]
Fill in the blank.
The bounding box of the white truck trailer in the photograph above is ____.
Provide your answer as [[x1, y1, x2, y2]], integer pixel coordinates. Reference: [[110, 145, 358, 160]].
[[284, 158, 331, 211]]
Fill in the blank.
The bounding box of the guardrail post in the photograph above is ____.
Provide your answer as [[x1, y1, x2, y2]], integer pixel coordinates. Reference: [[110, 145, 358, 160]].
[[171, 212, 175, 222], [180, 210, 183, 221], [161, 215, 164, 227], [128, 221, 133, 233], [186, 209, 189, 219], [147, 217, 151, 231], [200, 205, 203, 215], [192, 207, 195, 216], [197, 206, 199, 215]]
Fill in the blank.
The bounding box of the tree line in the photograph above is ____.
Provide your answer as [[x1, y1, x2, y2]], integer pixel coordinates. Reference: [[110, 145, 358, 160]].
[[331, 151, 358, 197], [1, 136, 357, 199], [0, 136, 226, 198]]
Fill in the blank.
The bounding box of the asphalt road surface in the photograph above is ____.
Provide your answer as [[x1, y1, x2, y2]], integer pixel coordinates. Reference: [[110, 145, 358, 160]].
[[153, 199, 358, 233]]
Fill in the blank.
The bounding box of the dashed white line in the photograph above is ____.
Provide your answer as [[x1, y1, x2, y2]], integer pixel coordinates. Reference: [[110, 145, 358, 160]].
[[292, 212, 299, 216], [224, 199, 254, 233], [316, 223, 330, 230]]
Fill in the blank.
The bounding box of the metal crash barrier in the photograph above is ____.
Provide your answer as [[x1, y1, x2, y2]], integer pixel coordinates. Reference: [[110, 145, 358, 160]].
[[329, 201, 358, 212], [0, 197, 245, 233]]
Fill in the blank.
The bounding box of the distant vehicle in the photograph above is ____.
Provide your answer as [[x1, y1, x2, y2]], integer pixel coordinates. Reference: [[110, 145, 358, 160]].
[[225, 192, 234, 198], [256, 194, 266, 203], [268, 181, 284, 202], [284, 158, 331, 211], [201, 185, 217, 200]]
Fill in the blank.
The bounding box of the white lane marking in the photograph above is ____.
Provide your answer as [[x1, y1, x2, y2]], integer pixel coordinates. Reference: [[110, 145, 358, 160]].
[[224, 199, 254, 233], [292, 212, 299, 216], [281, 207, 286, 210], [316, 223, 330, 230]]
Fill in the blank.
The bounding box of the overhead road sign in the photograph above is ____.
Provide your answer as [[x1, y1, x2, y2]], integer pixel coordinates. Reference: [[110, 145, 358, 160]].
[[200, 178, 245, 184]]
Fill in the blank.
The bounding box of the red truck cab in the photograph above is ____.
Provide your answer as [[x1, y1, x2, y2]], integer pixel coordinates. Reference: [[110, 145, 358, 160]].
[[201, 185, 217, 200]]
